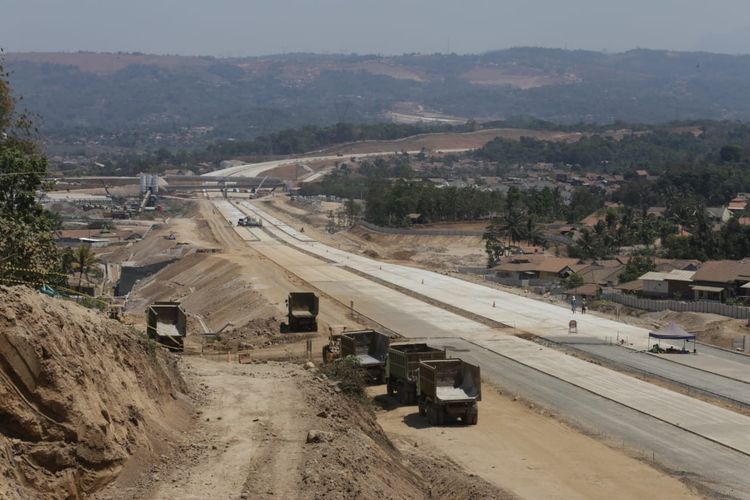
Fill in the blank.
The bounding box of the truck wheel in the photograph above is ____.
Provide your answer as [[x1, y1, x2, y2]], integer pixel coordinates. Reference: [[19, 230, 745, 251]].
[[436, 406, 445, 426], [469, 405, 479, 425], [322, 346, 331, 364], [418, 403, 426, 416], [396, 381, 405, 404], [406, 389, 416, 405], [427, 406, 437, 425], [386, 380, 394, 397]]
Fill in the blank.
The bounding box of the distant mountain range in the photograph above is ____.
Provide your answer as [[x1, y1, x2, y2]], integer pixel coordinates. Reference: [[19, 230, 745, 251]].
[[5, 48, 750, 146]]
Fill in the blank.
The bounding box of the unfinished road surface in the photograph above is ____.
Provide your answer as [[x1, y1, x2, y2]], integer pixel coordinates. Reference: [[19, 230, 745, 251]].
[[211, 198, 750, 497]]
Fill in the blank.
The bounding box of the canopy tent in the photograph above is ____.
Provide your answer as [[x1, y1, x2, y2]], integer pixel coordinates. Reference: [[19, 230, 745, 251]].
[[648, 322, 696, 353]]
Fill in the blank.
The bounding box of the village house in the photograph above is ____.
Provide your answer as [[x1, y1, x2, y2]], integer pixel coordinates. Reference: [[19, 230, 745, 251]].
[[706, 206, 732, 224], [689, 260, 750, 302], [639, 270, 696, 299], [492, 256, 581, 284]]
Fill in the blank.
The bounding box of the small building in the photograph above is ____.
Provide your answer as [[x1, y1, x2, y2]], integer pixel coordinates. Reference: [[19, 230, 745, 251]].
[[646, 207, 666, 218], [639, 270, 695, 298], [580, 211, 606, 227], [689, 260, 750, 302], [493, 256, 581, 283], [615, 279, 644, 294], [706, 206, 732, 223], [566, 283, 600, 299], [728, 197, 748, 212]]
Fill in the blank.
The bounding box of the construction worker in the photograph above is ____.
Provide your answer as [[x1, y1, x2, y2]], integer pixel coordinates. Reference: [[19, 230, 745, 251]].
[[571, 295, 577, 314], [581, 297, 588, 314]]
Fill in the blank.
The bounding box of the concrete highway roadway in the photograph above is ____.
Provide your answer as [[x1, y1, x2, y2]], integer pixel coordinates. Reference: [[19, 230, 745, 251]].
[[210, 198, 750, 497], [551, 337, 750, 408], [240, 200, 750, 382], [236, 200, 750, 453], [205, 149, 469, 181]]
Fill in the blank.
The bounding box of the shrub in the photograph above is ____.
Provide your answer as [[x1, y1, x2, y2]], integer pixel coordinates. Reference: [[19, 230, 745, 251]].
[[320, 355, 366, 396]]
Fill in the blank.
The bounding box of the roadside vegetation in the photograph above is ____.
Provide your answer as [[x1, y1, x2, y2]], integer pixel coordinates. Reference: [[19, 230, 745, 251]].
[[0, 59, 63, 289]]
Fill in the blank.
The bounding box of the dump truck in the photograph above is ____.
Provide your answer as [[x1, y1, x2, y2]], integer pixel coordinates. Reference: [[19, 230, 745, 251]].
[[237, 216, 263, 227], [340, 329, 390, 383], [417, 359, 480, 425], [146, 301, 187, 351], [386, 343, 446, 404], [286, 292, 319, 332]]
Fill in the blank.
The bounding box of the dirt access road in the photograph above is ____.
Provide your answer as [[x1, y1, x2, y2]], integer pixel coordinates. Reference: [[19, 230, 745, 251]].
[[371, 384, 699, 500], [97, 357, 310, 500]]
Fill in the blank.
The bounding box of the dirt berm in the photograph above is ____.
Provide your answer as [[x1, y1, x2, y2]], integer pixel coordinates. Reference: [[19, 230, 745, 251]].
[[298, 371, 512, 499], [0, 286, 187, 499]]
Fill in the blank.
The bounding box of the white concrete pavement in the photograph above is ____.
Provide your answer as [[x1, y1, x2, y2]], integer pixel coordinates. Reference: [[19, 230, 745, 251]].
[[206, 149, 470, 179], [212, 200, 260, 242], [241, 200, 750, 382], [220, 199, 750, 458]]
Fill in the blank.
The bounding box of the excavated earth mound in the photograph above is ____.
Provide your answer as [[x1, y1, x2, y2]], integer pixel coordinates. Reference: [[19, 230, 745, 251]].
[[0, 286, 187, 499], [299, 373, 513, 499]]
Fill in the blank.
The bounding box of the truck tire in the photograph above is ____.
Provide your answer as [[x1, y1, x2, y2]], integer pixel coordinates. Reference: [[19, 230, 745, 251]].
[[386, 380, 394, 397], [436, 406, 445, 426], [322, 346, 331, 364], [396, 381, 406, 404], [418, 402, 426, 416], [427, 406, 437, 425], [406, 388, 416, 405]]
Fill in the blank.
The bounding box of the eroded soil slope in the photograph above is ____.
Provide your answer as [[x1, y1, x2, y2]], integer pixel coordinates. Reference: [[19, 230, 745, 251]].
[[0, 286, 187, 499]]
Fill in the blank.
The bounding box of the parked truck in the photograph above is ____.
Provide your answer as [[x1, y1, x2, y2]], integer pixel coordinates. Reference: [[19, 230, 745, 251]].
[[286, 292, 319, 332], [386, 342, 447, 404], [146, 301, 187, 351], [340, 329, 390, 383], [237, 216, 263, 227], [418, 359, 480, 425]]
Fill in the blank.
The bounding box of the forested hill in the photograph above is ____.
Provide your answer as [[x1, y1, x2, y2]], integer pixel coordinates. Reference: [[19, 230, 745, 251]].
[[6, 48, 750, 146]]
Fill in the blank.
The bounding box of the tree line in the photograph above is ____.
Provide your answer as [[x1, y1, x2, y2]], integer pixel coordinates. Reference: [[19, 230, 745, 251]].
[[475, 129, 742, 173]]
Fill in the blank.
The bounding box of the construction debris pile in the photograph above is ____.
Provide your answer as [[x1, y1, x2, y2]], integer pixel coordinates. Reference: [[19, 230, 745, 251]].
[[0, 286, 187, 499]]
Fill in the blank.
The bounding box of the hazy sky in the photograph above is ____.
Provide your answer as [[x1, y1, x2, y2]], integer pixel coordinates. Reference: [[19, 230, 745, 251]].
[[2, 0, 749, 56]]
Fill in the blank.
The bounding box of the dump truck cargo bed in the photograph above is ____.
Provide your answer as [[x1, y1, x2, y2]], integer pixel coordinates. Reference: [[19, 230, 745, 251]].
[[418, 358, 481, 425], [286, 292, 319, 332], [436, 386, 476, 402], [386, 342, 446, 404], [340, 329, 390, 383], [146, 301, 187, 352]]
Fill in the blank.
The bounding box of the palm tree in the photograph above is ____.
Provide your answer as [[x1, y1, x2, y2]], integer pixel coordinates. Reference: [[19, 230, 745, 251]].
[[73, 245, 98, 291], [576, 229, 597, 259], [504, 211, 525, 246], [525, 216, 545, 246]]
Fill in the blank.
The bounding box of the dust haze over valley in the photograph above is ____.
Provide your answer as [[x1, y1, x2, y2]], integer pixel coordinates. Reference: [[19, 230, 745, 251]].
[[4, 2, 750, 500]]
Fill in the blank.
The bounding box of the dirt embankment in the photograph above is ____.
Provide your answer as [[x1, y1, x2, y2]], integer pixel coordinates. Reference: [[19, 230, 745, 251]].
[[257, 198, 487, 271], [291, 366, 511, 499], [590, 302, 749, 349], [0, 286, 188, 499]]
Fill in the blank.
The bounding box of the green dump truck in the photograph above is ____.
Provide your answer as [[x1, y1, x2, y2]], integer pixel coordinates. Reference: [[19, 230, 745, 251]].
[[418, 359, 480, 425], [286, 292, 319, 332], [146, 301, 187, 351], [340, 329, 390, 383], [386, 342, 446, 404]]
